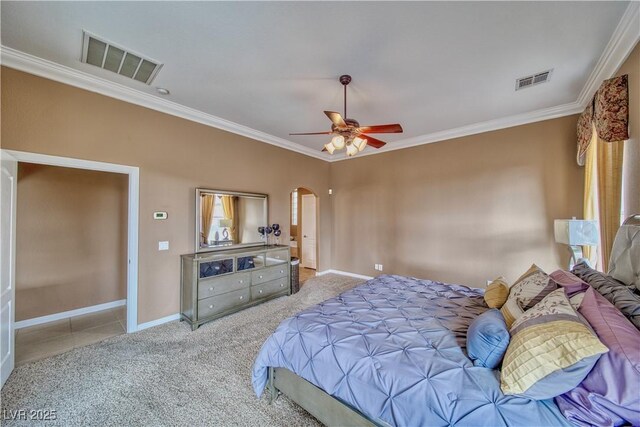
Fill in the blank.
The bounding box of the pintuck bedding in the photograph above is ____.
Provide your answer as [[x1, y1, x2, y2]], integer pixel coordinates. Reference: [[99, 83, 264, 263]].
[[252, 275, 571, 426]]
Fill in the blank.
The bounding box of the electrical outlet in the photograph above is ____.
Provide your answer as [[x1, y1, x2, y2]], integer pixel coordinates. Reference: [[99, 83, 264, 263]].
[[379, 264, 383, 271], [158, 241, 169, 251]]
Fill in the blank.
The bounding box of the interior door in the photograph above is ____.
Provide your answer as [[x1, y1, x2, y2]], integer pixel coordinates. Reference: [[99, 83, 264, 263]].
[[1, 152, 17, 387], [301, 194, 317, 269]]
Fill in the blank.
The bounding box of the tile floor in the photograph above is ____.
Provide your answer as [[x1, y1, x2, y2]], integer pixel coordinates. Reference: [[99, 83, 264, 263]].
[[299, 267, 316, 284], [15, 306, 126, 365]]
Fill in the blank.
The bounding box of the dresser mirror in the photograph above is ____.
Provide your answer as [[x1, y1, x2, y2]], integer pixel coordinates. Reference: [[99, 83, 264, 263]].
[[196, 189, 268, 252]]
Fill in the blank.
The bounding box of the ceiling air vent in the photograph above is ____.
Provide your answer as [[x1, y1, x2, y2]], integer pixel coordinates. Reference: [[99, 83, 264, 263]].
[[515, 69, 553, 91], [81, 31, 163, 85]]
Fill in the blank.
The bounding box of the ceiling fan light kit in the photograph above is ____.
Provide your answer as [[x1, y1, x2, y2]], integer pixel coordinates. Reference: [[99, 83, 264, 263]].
[[290, 74, 403, 157]]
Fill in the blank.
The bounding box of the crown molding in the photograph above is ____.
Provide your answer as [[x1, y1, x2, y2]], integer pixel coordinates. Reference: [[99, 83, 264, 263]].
[[1, 2, 637, 164], [0, 46, 328, 161], [576, 1, 640, 107]]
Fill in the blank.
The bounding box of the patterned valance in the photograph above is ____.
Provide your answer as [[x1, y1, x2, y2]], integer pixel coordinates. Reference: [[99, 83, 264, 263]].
[[576, 74, 629, 166], [595, 75, 629, 142], [576, 102, 593, 166]]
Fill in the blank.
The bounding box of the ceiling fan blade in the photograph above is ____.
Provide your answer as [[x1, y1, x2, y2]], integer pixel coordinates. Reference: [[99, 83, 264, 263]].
[[357, 124, 403, 134], [289, 131, 332, 135], [361, 134, 387, 149], [324, 111, 347, 128]]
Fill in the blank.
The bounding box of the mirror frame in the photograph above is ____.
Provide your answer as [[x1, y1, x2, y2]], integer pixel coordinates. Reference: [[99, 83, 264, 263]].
[[195, 188, 268, 253]]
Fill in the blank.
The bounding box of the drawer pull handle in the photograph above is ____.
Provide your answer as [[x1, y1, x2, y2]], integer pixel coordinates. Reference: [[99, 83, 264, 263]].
[[280, 270, 284, 273], [239, 295, 244, 300], [280, 283, 284, 287], [239, 280, 244, 284], [259, 290, 263, 294], [259, 275, 263, 279], [209, 287, 214, 291], [209, 304, 214, 309]]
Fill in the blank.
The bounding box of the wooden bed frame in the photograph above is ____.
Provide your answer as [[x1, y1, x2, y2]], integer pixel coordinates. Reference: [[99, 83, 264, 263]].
[[265, 215, 640, 427]]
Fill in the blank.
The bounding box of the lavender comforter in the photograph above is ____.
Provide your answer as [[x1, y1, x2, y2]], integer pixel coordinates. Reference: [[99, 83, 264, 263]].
[[252, 275, 570, 426]]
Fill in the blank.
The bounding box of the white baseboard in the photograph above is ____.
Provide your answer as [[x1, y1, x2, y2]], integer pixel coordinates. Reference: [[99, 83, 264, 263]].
[[15, 299, 126, 330], [136, 313, 181, 332], [315, 269, 374, 280]]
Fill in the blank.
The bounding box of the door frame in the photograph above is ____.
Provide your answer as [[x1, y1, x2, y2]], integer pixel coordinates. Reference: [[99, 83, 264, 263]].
[[1, 150, 140, 333], [300, 191, 318, 270]]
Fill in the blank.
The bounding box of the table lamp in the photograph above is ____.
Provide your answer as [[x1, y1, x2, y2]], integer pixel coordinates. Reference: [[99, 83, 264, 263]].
[[554, 218, 599, 269]]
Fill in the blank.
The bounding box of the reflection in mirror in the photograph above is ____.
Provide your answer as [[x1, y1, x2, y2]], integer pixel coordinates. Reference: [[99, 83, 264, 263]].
[[197, 189, 268, 252]]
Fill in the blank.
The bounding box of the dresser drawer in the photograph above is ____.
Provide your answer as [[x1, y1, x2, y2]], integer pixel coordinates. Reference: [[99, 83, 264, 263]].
[[265, 249, 289, 266], [252, 277, 289, 300], [252, 264, 288, 285], [198, 272, 250, 300], [198, 288, 250, 319]]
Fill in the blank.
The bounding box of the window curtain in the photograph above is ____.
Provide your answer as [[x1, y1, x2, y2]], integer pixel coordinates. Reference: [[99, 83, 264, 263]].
[[201, 194, 215, 244], [221, 195, 239, 242], [582, 128, 599, 267], [576, 74, 628, 271], [596, 138, 624, 272]]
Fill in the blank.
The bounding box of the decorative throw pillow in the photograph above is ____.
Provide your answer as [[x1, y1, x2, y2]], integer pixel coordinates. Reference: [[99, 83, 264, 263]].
[[500, 297, 524, 329], [467, 309, 510, 369], [508, 264, 556, 310], [484, 277, 510, 308], [555, 287, 640, 426], [500, 288, 609, 400], [572, 262, 640, 329]]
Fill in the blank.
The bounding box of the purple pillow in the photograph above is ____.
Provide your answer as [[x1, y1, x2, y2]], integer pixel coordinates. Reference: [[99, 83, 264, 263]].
[[555, 287, 640, 426], [549, 269, 589, 297]]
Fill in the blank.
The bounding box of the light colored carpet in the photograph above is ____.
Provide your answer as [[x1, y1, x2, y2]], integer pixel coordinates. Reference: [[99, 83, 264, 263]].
[[1, 274, 364, 426]]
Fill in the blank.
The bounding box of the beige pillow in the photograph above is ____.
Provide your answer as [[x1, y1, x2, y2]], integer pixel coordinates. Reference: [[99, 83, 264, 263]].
[[508, 264, 556, 310], [501, 288, 608, 399], [484, 277, 510, 308], [500, 296, 524, 328]]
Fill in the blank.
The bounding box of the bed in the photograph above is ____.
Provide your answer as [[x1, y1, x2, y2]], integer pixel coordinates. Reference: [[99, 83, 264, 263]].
[[252, 215, 640, 426]]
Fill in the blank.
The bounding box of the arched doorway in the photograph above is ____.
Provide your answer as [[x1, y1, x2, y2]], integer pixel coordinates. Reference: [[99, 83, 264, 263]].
[[290, 187, 318, 284]]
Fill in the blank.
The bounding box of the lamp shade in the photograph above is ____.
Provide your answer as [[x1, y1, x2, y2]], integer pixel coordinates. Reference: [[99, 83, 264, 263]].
[[554, 219, 599, 245], [218, 218, 232, 228]]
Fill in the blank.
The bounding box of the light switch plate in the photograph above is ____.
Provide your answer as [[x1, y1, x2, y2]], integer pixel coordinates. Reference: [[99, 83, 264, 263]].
[[158, 241, 169, 251], [154, 212, 168, 220]]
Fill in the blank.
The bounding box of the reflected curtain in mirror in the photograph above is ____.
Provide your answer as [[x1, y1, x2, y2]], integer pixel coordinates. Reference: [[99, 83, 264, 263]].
[[201, 194, 215, 244], [221, 195, 239, 242]]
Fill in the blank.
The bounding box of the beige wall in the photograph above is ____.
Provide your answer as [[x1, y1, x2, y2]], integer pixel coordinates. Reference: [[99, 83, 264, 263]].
[[616, 42, 640, 217], [1, 67, 331, 324], [15, 163, 127, 320], [329, 116, 583, 286]]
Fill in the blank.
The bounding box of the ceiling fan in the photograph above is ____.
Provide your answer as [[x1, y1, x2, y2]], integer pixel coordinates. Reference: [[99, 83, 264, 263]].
[[290, 75, 403, 156]]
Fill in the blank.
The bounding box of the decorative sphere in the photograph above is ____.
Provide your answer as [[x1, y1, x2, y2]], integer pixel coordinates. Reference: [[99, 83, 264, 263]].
[[272, 224, 280, 231], [274, 229, 281, 237]]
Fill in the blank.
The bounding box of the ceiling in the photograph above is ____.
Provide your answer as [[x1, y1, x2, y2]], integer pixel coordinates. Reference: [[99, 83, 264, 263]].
[[1, 2, 637, 160]]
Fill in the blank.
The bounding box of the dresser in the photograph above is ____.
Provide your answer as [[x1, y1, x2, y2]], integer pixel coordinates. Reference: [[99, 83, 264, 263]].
[[180, 245, 290, 330]]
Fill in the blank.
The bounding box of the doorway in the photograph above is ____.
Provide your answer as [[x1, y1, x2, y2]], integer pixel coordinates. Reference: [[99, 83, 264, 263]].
[[0, 150, 139, 387], [290, 188, 318, 285]]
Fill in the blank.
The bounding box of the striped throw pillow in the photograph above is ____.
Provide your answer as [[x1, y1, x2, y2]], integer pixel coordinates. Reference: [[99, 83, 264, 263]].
[[500, 288, 608, 400], [500, 296, 524, 328], [484, 277, 510, 308], [509, 264, 556, 310]]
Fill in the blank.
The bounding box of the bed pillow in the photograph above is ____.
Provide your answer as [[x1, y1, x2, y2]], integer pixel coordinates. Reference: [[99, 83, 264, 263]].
[[549, 270, 589, 297], [500, 288, 608, 400], [572, 262, 640, 329], [508, 264, 556, 310], [467, 309, 510, 369], [555, 287, 640, 426], [484, 277, 510, 308], [500, 296, 524, 329]]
